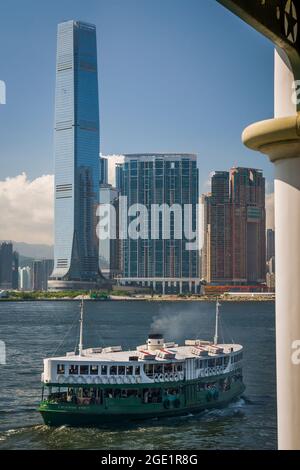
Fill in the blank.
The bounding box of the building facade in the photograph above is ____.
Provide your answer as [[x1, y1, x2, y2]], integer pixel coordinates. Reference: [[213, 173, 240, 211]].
[[202, 167, 266, 285], [118, 154, 200, 294], [19, 267, 32, 291], [0, 242, 13, 289], [33, 260, 54, 291], [99, 184, 122, 279], [49, 21, 101, 291], [99, 155, 108, 185]]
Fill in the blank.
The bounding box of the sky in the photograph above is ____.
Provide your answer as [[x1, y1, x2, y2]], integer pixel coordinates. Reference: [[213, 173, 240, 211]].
[[0, 0, 275, 244]]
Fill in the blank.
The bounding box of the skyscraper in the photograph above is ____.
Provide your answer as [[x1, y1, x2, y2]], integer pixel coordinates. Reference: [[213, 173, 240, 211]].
[[12, 251, 19, 290], [49, 21, 101, 291], [119, 154, 200, 294], [99, 184, 121, 279], [202, 167, 266, 285], [99, 155, 108, 185], [33, 259, 54, 291], [230, 168, 266, 284], [0, 242, 13, 289], [202, 172, 232, 284], [18, 266, 32, 291]]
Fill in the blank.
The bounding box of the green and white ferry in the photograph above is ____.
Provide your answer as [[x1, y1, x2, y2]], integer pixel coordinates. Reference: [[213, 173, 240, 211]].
[[39, 300, 245, 426]]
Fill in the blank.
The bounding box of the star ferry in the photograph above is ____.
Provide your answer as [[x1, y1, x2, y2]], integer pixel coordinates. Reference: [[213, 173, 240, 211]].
[[39, 300, 245, 426]]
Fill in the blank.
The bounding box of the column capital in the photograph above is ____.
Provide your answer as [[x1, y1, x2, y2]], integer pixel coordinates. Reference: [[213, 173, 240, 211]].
[[242, 114, 300, 163]]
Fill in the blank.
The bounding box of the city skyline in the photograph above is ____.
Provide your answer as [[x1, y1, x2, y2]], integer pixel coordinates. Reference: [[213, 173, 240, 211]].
[[0, 0, 276, 248]]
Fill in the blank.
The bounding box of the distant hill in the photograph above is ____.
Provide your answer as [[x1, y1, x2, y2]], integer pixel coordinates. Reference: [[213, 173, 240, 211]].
[[1, 241, 53, 260]]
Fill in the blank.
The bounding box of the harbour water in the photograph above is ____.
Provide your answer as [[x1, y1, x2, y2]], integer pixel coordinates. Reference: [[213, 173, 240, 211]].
[[0, 301, 276, 450]]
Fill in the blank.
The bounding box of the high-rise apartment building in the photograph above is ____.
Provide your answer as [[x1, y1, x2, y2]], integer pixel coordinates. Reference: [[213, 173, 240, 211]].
[[0, 243, 19, 290], [0, 242, 13, 289], [33, 259, 54, 291], [99, 184, 122, 279], [99, 155, 108, 185], [119, 154, 200, 294], [12, 251, 19, 290], [49, 21, 101, 290], [202, 167, 266, 285], [230, 168, 266, 284], [19, 266, 32, 291]]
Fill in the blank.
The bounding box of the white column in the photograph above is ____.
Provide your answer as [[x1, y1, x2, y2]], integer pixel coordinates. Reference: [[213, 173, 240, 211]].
[[179, 281, 183, 295], [243, 44, 300, 447], [274, 155, 300, 450], [162, 282, 165, 296]]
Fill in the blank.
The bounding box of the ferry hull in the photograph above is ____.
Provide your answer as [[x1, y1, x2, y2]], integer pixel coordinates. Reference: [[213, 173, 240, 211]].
[[39, 382, 245, 427]]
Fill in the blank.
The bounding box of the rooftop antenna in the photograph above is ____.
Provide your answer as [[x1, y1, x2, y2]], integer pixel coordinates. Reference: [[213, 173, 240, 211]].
[[214, 297, 221, 346], [78, 297, 84, 356]]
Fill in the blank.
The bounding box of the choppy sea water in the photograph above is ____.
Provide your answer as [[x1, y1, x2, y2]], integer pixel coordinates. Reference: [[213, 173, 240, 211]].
[[0, 300, 276, 450]]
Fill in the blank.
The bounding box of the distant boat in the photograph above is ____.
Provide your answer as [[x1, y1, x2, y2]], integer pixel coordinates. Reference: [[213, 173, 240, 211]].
[[39, 299, 245, 426]]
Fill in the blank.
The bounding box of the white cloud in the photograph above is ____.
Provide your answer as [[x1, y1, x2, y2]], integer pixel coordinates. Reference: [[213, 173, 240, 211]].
[[0, 173, 54, 245], [266, 192, 274, 230]]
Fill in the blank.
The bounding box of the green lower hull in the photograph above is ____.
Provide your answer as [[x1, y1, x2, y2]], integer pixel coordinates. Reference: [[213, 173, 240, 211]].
[[39, 380, 245, 427]]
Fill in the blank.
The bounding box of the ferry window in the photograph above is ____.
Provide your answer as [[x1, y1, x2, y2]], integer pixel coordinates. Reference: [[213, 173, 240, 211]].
[[216, 358, 223, 366], [104, 389, 113, 398], [69, 365, 78, 375], [164, 363, 173, 373], [208, 359, 215, 368], [90, 365, 98, 375], [197, 382, 205, 391], [101, 365, 107, 375], [80, 365, 89, 375], [126, 366, 133, 375], [135, 366, 140, 375], [224, 357, 229, 366], [154, 364, 163, 374], [110, 366, 117, 375], [57, 364, 65, 375], [118, 366, 125, 375], [176, 364, 183, 372], [144, 364, 153, 375]]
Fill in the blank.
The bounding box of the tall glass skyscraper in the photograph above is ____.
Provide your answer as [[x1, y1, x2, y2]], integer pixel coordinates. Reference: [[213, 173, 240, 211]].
[[118, 154, 200, 294], [49, 21, 101, 290]]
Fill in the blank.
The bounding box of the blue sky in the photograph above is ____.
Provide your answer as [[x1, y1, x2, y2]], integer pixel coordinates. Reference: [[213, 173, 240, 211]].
[[0, 0, 275, 193]]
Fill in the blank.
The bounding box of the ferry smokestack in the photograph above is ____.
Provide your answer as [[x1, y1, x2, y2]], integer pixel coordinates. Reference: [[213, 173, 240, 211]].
[[147, 333, 164, 351]]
